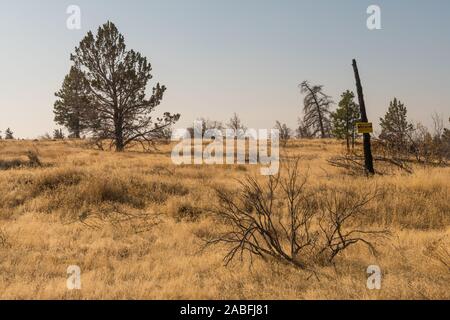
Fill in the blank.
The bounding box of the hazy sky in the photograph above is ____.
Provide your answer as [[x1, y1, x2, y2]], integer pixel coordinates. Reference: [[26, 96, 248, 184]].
[[0, 0, 449, 138]]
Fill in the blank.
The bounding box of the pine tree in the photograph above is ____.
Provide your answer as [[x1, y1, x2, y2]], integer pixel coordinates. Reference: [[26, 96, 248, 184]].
[[54, 66, 91, 138], [379, 98, 414, 152], [331, 90, 360, 150], [70, 21, 180, 151]]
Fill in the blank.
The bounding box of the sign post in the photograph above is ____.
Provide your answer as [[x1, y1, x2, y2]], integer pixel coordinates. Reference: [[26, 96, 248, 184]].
[[356, 122, 373, 134]]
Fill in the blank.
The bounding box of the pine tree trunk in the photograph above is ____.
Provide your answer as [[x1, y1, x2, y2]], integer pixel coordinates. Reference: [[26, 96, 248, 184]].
[[74, 118, 81, 139], [115, 127, 124, 152], [114, 111, 124, 152]]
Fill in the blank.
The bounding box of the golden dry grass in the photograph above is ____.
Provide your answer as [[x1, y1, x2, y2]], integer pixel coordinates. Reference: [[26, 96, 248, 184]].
[[0, 139, 448, 299]]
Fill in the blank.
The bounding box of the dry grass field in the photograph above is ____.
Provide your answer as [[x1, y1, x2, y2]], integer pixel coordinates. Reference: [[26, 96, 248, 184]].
[[0, 138, 449, 299]]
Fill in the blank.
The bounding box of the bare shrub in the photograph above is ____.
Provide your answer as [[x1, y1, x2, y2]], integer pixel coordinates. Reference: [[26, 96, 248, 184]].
[[377, 114, 449, 168], [204, 158, 387, 271], [408, 120, 449, 166], [314, 186, 387, 264]]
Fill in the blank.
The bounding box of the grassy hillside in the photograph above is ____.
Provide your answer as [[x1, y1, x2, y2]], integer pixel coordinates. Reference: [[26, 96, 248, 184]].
[[0, 139, 448, 299]]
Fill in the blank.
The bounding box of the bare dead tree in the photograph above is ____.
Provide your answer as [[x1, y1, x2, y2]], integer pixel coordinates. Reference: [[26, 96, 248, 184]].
[[432, 112, 445, 138], [274, 120, 291, 147], [299, 81, 333, 138], [407, 119, 449, 166], [188, 118, 224, 137], [227, 113, 246, 132]]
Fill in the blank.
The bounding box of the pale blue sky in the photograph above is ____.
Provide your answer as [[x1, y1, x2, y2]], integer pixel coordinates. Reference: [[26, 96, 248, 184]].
[[0, 0, 449, 138]]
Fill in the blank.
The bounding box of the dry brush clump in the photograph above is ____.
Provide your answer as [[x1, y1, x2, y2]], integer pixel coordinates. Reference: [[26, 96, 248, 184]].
[[0, 150, 42, 170], [171, 201, 204, 222], [0, 165, 189, 221], [204, 158, 388, 272]]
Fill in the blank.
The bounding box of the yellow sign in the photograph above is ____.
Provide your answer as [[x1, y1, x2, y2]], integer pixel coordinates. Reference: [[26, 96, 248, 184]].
[[356, 122, 373, 134]]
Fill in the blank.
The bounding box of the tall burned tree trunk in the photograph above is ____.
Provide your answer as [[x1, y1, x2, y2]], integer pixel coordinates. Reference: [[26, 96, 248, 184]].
[[352, 59, 375, 175], [345, 102, 350, 152]]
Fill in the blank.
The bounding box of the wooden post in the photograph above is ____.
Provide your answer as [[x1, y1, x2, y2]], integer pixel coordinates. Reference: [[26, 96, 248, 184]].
[[352, 59, 375, 175]]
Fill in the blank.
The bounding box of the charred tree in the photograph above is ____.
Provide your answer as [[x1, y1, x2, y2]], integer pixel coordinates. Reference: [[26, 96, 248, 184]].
[[352, 59, 375, 175]]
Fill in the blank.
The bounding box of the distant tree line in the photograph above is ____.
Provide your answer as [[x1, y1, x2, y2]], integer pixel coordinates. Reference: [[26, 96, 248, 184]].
[[49, 21, 448, 162], [295, 80, 449, 162]]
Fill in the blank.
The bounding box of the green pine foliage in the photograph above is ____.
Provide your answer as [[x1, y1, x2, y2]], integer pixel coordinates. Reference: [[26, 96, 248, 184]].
[[379, 98, 414, 150], [331, 90, 360, 148]]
